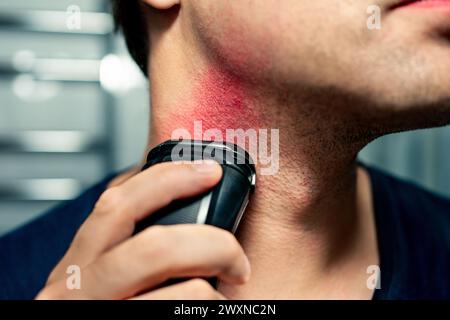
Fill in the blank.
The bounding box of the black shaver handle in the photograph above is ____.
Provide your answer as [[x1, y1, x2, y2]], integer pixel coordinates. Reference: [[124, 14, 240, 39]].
[[132, 140, 256, 288], [134, 140, 255, 233]]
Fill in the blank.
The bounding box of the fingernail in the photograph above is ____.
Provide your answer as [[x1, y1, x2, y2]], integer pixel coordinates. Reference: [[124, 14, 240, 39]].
[[192, 160, 220, 173]]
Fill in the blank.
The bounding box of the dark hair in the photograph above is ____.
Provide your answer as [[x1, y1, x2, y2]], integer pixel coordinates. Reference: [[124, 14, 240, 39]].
[[111, 0, 149, 76]]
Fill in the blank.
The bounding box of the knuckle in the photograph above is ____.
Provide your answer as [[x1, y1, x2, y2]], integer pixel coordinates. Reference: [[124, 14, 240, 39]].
[[140, 226, 174, 258], [94, 188, 130, 221], [95, 188, 121, 213], [217, 230, 242, 259], [142, 225, 167, 242]]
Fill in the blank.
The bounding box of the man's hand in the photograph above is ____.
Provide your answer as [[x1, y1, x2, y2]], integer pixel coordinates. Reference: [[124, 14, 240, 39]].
[[36, 161, 251, 300]]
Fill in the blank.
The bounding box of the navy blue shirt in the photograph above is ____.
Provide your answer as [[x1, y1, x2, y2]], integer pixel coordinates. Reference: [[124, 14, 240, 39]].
[[0, 165, 449, 299]]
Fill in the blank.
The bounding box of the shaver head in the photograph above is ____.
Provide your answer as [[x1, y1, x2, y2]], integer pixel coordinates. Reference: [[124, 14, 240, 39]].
[[134, 140, 256, 234]]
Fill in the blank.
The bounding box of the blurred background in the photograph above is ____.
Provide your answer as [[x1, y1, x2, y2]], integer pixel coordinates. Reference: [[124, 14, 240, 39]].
[[0, 0, 449, 236]]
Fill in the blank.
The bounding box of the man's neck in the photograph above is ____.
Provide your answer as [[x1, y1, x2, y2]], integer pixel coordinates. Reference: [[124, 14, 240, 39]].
[[147, 35, 378, 299]]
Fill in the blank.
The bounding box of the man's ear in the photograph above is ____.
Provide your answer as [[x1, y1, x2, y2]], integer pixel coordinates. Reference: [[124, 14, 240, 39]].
[[140, 0, 180, 10]]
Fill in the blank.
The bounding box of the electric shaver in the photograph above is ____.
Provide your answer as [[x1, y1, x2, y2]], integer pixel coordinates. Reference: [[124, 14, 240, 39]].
[[134, 140, 256, 234]]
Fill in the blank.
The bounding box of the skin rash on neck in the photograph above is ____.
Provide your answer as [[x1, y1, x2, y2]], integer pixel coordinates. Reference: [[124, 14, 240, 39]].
[[159, 65, 266, 144]]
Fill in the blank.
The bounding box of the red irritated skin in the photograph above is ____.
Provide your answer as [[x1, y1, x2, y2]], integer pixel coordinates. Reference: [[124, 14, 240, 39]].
[[154, 65, 266, 146]]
